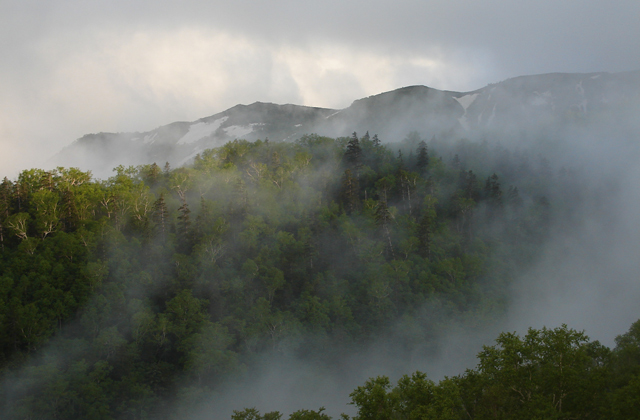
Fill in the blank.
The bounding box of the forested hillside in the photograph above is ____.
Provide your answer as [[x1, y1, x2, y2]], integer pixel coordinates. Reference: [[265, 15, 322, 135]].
[[0, 132, 614, 419]]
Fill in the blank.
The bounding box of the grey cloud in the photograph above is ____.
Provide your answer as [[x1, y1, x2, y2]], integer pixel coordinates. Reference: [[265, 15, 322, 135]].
[[1, 0, 639, 176]]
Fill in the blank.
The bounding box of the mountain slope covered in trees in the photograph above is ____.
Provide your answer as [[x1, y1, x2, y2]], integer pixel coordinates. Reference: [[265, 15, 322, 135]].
[[3, 69, 640, 419], [0, 131, 580, 418]]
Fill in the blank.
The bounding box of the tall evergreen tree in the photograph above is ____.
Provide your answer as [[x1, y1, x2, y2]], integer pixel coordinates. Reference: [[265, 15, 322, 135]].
[[341, 169, 359, 214], [361, 131, 370, 144], [153, 193, 169, 242], [177, 201, 192, 251], [460, 170, 479, 201], [416, 140, 429, 174], [345, 132, 362, 174], [484, 173, 503, 209], [146, 163, 161, 186], [375, 199, 394, 258]]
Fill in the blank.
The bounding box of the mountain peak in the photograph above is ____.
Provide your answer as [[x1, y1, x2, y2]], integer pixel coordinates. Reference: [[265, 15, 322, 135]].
[[49, 71, 640, 179]]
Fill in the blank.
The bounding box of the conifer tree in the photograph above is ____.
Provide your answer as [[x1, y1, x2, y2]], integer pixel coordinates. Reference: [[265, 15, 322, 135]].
[[416, 140, 429, 174], [375, 199, 394, 258], [484, 173, 503, 209], [153, 193, 169, 242], [146, 163, 161, 186], [345, 132, 362, 174], [372, 134, 381, 148], [460, 170, 479, 201], [177, 202, 192, 251], [341, 169, 359, 214]]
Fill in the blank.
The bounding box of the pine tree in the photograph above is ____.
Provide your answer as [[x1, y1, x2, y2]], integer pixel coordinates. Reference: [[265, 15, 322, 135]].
[[177, 202, 192, 251], [40, 171, 55, 191], [345, 132, 362, 174], [146, 163, 161, 186], [460, 170, 479, 201], [484, 173, 503, 208], [416, 140, 429, 174], [153, 193, 169, 242], [341, 169, 359, 214], [375, 199, 394, 258]]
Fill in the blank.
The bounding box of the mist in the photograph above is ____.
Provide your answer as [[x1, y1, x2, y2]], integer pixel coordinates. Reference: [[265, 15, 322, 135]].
[[2, 71, 640, 419], [170, 80, 640, 419], [2, 1, 640, 413]]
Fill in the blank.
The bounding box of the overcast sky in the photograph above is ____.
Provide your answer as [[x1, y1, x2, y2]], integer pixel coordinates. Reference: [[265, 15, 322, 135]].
[[1, 0, 639, 177]]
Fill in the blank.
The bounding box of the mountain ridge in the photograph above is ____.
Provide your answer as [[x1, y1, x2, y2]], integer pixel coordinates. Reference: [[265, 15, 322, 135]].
[[50, 70, 640, 178]]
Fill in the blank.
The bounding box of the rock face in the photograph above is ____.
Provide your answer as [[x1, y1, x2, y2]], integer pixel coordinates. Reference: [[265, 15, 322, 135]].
[[50, 71, 640, 178]]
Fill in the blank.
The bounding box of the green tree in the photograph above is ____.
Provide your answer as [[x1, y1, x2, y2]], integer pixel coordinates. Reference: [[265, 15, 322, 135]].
[[345, 132, 362, 174], [416, 140, 429, 174], [468, 325, 610, 419]]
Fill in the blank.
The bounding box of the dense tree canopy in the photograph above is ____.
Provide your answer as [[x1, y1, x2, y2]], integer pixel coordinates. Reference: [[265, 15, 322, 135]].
[[0, 132, 609, 419]]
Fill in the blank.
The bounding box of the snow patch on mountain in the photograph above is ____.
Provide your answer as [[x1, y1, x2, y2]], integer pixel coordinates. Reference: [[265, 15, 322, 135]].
[[143, 133, 158, 144], [177, 117, 228, 145], [454, 93, 479, 130], [454, 93, 479, 111], [224, 124, 254, 139], [487, 104, 497, 126]]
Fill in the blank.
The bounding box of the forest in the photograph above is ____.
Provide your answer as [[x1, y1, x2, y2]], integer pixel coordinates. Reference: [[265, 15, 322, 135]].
[[0, 131, 637, 419]]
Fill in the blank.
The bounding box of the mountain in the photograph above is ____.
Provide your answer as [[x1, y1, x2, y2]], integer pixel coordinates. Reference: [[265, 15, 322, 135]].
[[50, 70, 640, 178], [50, 103, 337, 179]]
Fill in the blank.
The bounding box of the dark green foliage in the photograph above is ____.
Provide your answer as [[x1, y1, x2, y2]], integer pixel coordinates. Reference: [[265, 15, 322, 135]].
[[345, 132, 362, 172], [0, 134, 590, 419], [289, 322, 639, 420], [416, 140, 429, 174]]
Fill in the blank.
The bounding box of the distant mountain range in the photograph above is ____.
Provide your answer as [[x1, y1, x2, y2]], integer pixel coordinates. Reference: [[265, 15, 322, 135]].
[[50, 71, 640, 178]]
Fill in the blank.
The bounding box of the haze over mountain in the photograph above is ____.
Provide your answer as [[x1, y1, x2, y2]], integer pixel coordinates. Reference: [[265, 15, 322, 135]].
[[50, 70, 640, 179], [3, 68, 640, 419]]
